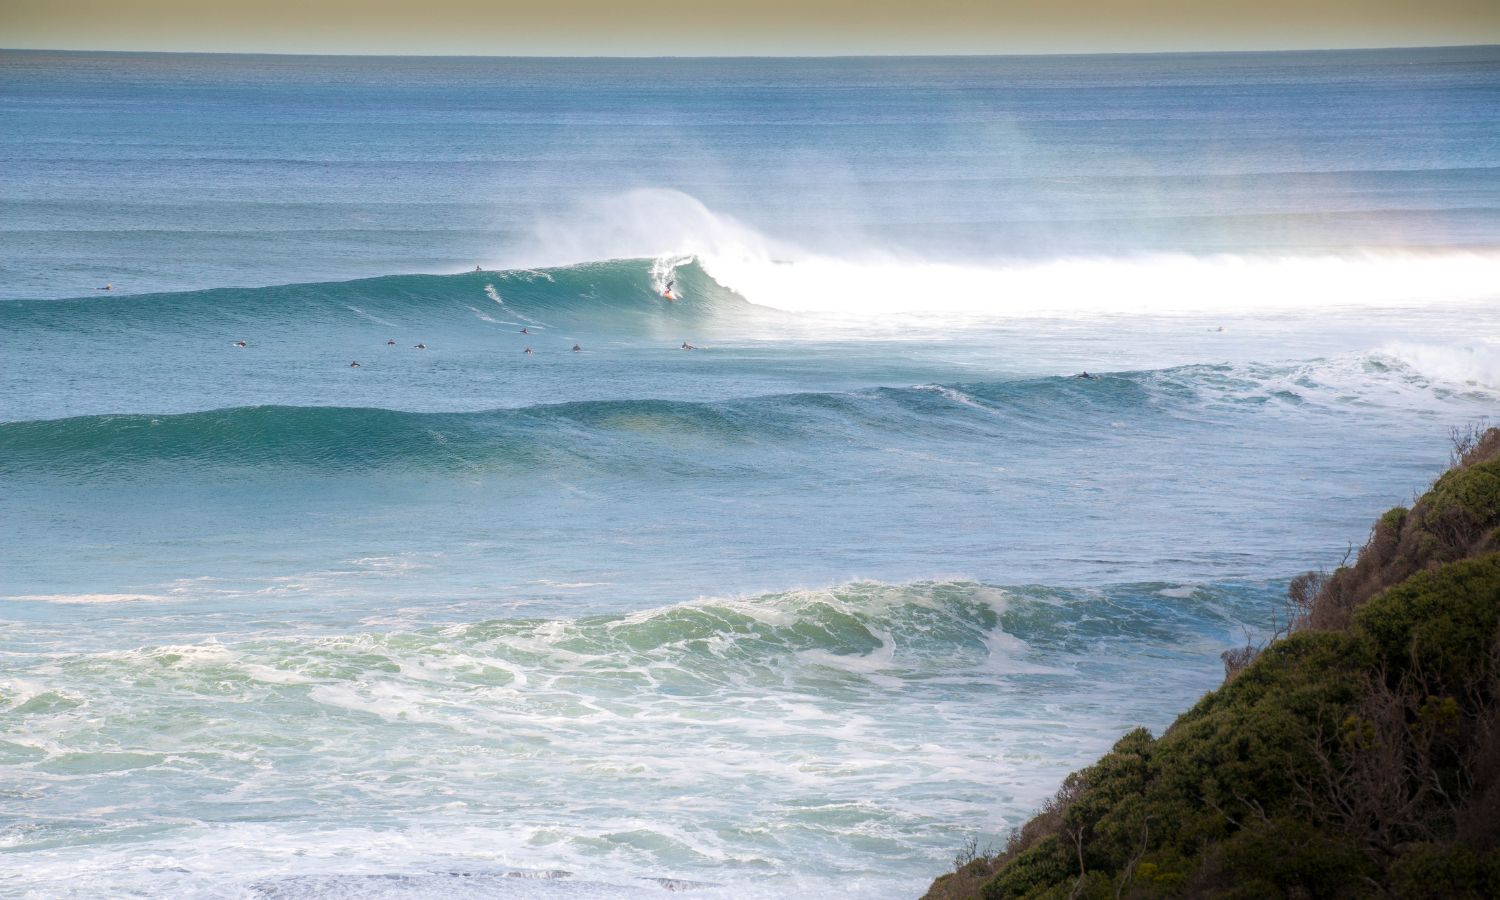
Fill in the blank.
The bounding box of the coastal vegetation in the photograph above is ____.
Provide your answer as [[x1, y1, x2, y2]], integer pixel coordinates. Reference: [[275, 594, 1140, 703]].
[[925, 427, 1500, 899]]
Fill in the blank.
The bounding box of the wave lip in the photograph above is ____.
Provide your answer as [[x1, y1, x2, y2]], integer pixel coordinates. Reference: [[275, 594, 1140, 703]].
[[0, 256, 756, 334], [15, 192, 1498, 331]]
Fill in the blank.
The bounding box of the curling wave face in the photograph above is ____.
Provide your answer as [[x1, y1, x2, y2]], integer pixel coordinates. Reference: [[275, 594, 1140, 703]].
[[1, 357, 1496, 478]]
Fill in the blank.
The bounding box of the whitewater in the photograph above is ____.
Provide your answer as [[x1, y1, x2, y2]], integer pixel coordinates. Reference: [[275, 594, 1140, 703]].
[[2, 47, 1499, 898]]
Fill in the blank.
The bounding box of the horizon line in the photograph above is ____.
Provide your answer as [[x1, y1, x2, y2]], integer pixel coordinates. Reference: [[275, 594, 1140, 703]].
[[4, 42, 1498, 61]]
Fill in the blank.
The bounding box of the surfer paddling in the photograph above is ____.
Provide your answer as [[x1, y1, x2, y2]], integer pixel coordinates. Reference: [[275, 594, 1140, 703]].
[[232, 340, 247, 348]]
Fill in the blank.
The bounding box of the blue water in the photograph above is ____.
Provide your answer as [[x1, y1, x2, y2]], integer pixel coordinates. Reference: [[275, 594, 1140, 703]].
[[1, 47, 1498, 899]]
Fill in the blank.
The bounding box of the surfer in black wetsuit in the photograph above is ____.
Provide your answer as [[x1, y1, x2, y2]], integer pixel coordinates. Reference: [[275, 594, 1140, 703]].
[[572, 344, 581, 352], [386, 339, 396, 346], [414, 343, 426, 349], [524, 346, 533, 355], [681, 341, 696, 350], [350, 361, 360, 367], [1077, 371, 1094, 379], [232, 340, 247, 348], [520, 327, 529, 335]]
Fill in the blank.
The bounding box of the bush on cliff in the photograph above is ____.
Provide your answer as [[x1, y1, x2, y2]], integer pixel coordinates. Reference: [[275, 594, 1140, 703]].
[[924, 428, 1500, 900]]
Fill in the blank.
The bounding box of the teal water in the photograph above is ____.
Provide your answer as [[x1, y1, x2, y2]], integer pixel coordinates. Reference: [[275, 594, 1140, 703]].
[[1, 47, 1499, 898]]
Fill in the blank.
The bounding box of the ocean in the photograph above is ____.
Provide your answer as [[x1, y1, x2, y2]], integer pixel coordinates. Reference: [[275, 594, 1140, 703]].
[[1, 46, 1498, 898]]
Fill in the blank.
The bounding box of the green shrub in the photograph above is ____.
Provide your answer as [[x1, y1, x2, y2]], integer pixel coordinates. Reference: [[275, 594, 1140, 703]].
[[1354, 553, 1500, 692], [1427, 457, 1500, 524], [925, 430, 1500, 900], [980, 834, 1075, 899], [1389, 844, 1500, 899], [1217, 818, 1372, 898]]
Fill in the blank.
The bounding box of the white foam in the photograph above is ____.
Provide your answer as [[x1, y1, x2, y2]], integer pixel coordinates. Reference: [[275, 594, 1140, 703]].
[[507, 188, 1500, 321], [1377, 341, 1500, 390], [0, 579, 1263, 899], [650, 253, 693, 297], [467, 304, 502, 324], [701, 249, 1500, 320], [3, 593, 167, 604], [913, 384, 990, 410], [345, 304, 399, 327]]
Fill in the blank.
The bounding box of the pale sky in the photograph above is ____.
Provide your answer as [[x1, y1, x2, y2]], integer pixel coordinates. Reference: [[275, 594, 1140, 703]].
[[3, 0, 1498, 56]]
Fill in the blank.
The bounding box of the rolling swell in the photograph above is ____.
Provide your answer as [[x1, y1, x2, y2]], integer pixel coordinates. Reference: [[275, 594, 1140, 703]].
[[0, 258, 758, 334], [0, 377, 1150, 477], [0, 358, 1462, 478], [0, 399, 787, 477]]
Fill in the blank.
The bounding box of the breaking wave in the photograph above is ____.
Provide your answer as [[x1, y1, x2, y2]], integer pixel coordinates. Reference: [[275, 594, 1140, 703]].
[[3, 355, 1492, 478]]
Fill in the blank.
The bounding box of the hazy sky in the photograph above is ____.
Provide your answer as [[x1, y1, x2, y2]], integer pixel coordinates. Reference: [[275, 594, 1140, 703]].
[[4, 0, 1498, 56]]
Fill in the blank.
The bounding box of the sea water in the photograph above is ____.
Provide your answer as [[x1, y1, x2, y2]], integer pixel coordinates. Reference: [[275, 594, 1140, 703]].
[[1, 47, 1498, 898]]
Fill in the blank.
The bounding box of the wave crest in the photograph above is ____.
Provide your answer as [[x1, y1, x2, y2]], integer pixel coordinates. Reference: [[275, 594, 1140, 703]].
[[4, 355, 1491, 477], [501, 189, 1500, 318]]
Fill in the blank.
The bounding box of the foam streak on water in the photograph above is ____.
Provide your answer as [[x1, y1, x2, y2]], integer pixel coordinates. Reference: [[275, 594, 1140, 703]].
[[3, 582, 1262, 899]]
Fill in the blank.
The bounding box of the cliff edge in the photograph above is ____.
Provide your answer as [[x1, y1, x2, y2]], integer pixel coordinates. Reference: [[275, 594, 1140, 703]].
[[925, 427, 1500, 899]]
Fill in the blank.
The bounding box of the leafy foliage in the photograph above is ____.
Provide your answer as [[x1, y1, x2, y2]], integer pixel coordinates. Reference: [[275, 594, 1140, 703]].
[[925, 428, 1500, 900]]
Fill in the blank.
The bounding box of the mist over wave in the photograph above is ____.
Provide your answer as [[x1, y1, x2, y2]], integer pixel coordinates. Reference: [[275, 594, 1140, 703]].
[[503, 189, 1500, 320], [10, 188, 1498, 338]]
